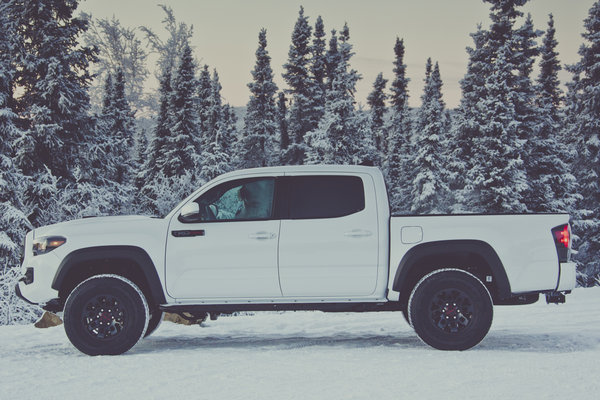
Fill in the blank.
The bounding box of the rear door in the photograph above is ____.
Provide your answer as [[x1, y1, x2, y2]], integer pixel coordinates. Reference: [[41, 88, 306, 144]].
[[278, 174, 380, 297]]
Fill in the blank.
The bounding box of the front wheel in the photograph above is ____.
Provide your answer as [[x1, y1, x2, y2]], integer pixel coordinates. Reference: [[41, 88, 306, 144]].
[[144, 310, 164, 338], [408, 269, 493, 350], [63, 274, 149, 355]]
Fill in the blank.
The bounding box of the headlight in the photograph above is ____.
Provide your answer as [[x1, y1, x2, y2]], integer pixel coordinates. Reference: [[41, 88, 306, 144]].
[[33, 236, 66, 256]]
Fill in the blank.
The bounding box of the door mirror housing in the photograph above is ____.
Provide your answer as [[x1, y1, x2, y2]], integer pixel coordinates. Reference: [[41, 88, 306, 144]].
[[179, 202, 200, 222]]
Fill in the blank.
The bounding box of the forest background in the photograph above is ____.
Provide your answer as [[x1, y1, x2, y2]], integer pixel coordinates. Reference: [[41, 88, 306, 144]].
[[1, 0, 599, 324]]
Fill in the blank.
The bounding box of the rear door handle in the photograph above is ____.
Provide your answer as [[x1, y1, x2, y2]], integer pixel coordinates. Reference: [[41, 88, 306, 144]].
[[249, 231, 277, 240], [344, 229, 372, 238]]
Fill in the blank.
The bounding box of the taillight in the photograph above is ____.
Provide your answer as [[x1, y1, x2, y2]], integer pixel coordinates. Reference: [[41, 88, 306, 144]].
[[551, 224, 571, 262]]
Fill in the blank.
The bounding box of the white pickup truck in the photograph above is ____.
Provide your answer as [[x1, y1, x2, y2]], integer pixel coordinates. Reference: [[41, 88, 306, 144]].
[[16, 165, 576, 355]]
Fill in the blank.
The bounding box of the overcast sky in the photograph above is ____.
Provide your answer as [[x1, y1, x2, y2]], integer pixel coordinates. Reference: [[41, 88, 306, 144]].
[[79, 0, 596, 109]]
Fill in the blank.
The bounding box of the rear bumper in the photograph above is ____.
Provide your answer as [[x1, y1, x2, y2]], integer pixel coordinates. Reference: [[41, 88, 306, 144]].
[[557, 262, 576, 291]]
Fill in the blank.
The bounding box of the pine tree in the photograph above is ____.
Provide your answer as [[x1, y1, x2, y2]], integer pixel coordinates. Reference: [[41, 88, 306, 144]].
[[164, 43, 200, 177], [565, 1, 600, 286], [144, 70, 172, 181], [197, 65, 213, 147], [512, 14, 544, 213], [200, 70, 233, 181], [107, 69, 137, 185], [277, 92, 289, 164], [238, 29, 279, 168], [454, 0, 531, 213], [411, 61, 452, 214], [0, 3, 31, 271], [219, 104, 238, 158], [305, 24, 362, 165], [12, 0, 97, 226], [132, 129, 148, 191], [309, 16, 327, 128], [367, 72, 388, 164], [449, 25, 489, 204], [525, 14, 578, 213], [386, 38, 413, 213], [463, 41, 527, 213], [282, 7, 313, 164], [207, 69, 223, 145]]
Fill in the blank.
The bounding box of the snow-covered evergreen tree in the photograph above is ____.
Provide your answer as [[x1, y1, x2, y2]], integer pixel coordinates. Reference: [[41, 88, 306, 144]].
[[0, 3, 38, 326], [367, 72, 388, 164], [309, 16, 327, 131], [453, 0, 531, 213], [305, 24, 362, 165], [282, 7, 313, 165], [277, 92, 289, 165], [200, 70, 234, 181], [449, 26, 489, 205], [144, 71, 172, 181], [463, 41, 527, 213], [386, 38, 413, 213], [132, 128, 148, 192], [104, 69, 137, 185], [238, 29, 279, 168], [411, 61, 452, 214], [164, 43, 200, 177], [138, 70, 172, 213], [565, 1, 600, 286], [219, 104, 238, 159], [525, 14, 578, 213], [207, 69, 223, 145], [197, 65, 213, 147], [12, 0, 97, 226]]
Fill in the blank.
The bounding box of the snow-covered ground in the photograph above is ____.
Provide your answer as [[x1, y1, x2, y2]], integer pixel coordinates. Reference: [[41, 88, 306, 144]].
[[1, 287, 599, 400]]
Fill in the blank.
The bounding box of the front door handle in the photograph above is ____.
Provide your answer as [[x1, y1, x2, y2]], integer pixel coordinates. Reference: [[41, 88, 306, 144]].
[[248, 231, 277, 240], [344, 229, 372, 238], [172, 230, 205, 237]]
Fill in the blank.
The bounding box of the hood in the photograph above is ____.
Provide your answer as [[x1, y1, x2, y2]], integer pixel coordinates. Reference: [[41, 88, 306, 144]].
[[33, 215, 160, 239]]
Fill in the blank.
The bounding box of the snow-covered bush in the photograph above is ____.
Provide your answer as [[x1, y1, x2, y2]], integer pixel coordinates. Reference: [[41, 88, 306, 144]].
[[0, 266, 42, 325]]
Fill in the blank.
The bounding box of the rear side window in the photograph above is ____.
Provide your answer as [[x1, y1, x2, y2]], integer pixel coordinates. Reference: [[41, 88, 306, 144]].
[[287, 176, 365, 219]]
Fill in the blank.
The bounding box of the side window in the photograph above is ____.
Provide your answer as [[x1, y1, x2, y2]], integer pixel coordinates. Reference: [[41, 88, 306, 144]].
[[181, 178, 275, 222], [288, 176, 365, 219]]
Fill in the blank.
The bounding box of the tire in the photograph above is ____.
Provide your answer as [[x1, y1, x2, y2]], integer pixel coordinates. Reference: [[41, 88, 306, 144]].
[[402, 308, 411, 327], [63, 274, 149, 356], [144, 310, 164, 338], [408, 269, 493, 351]]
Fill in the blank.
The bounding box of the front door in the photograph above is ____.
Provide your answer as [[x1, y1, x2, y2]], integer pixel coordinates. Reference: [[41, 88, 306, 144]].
[[165, 177, 281, 299]]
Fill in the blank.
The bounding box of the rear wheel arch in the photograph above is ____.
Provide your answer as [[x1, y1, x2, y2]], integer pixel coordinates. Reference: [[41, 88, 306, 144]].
[[392, 240, 511, 307], [52, 246, 166, 310]]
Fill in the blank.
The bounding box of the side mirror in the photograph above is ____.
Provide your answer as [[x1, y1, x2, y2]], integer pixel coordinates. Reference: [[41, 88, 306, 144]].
[[178, 202, 200, 222]]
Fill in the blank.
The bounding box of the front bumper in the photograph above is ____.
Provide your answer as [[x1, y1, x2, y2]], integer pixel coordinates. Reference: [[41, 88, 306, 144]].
[[15, 283, 37, 305], [18, 250, 61, 305]]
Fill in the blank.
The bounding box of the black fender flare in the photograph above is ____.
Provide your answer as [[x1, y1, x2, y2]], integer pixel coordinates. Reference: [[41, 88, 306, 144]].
[[392, 240, 512, 300], [51, 245, 167, 305]]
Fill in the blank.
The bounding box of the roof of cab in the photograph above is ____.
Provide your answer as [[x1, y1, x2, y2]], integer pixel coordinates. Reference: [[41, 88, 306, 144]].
[[215, 165, 381, 180]]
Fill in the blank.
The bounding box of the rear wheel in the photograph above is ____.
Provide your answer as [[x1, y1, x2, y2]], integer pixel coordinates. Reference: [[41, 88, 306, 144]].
[[408, 269, 493, 350], [64, 274, 149, 355]]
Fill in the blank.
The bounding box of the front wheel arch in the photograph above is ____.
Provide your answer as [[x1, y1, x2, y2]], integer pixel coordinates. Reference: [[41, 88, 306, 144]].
[[52, 246, 166, 310]]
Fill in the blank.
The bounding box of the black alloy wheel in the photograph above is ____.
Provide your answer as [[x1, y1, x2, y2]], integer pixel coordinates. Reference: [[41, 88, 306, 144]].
[[64, 275, 149, 356], [408, 268, 493, 351]]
